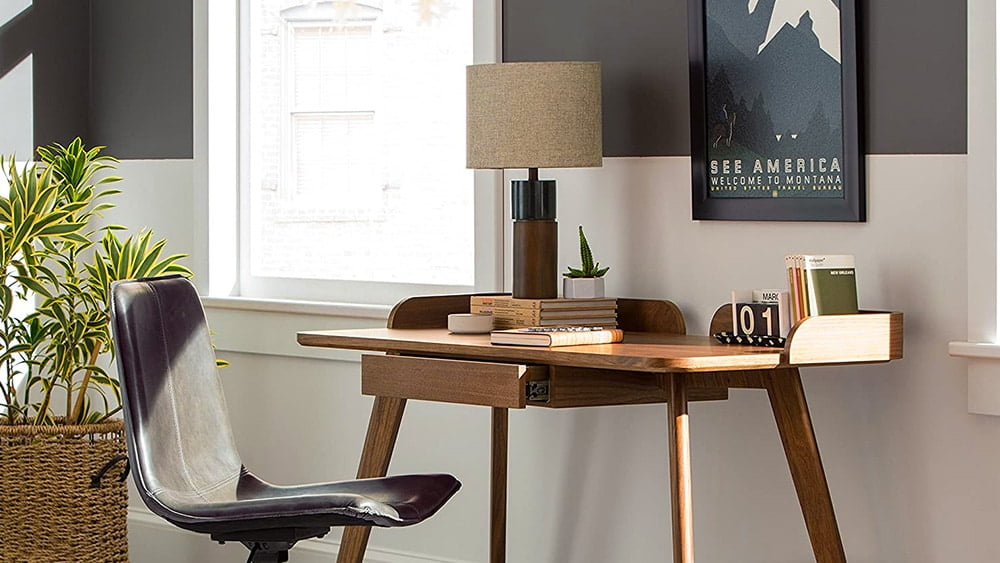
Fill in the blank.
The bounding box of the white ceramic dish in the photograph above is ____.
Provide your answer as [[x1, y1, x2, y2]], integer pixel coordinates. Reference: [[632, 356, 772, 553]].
[[447, 313, 494, 334]]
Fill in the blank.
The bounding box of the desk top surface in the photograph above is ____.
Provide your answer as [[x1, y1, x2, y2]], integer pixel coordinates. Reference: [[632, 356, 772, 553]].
[[297, 328, 785, 372]]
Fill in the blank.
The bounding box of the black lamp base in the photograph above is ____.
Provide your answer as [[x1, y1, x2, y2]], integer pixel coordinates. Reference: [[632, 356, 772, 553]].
[[511, 178, 557, 299]]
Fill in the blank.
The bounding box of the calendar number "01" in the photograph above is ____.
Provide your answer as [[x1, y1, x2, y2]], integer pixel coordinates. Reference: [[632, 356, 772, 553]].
[[736, 302, 781, 337]]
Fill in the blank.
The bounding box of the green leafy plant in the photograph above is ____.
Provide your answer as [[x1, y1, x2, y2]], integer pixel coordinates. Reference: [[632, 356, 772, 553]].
[[0, 139, 191, 426], [564, 225, 609, 279]]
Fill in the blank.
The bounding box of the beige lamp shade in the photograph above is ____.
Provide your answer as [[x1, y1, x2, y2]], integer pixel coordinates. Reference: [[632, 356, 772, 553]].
[[466, 62, 603, 170]]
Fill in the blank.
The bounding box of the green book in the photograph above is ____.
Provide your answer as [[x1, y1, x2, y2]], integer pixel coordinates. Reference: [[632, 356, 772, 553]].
[[803, 255, 858, 315]]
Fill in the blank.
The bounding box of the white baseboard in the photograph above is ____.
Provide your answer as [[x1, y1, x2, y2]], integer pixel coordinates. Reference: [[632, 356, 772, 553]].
[[128, 507, 471, 563]]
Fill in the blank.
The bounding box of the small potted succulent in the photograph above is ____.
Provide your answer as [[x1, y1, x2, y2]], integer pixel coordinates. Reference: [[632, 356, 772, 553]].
[[563, 225, 609, 299]]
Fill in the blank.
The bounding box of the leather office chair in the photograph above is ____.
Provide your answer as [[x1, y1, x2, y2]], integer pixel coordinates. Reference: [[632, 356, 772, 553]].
[[110, 275, 460, 562]]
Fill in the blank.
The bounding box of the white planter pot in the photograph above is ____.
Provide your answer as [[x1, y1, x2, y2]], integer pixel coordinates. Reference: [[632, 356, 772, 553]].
[[563, 277, 605, 299]]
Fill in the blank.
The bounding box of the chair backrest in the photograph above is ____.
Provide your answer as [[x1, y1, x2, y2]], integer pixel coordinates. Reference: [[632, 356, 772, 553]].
[[110, 276, 243, 518]]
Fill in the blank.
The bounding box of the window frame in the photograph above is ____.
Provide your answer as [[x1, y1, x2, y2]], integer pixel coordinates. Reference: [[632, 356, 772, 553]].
[[230, 0, 502, 306], [948, 0, 1000, 415]]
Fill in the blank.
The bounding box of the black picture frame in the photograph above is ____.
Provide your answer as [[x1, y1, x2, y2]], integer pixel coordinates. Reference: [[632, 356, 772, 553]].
[[688, 0, 865, 222]]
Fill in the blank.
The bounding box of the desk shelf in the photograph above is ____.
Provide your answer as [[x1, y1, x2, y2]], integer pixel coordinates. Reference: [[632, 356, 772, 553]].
[[711, 305, 903, 367], [785, 310, 904, 366]]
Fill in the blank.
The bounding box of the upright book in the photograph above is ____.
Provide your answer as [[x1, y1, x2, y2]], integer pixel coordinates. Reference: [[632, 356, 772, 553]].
[[802, 254, 858, 315], [785, 255, 808, 322], [490, 327, 625, 347]]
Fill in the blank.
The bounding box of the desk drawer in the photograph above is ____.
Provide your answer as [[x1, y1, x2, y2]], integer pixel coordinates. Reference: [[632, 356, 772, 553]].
[[361, 354, 544, 408]]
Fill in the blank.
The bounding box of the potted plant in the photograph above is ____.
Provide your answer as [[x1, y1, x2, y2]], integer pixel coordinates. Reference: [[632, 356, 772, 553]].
[[563, 225, 609, 299], [0, 139, 191, 561]]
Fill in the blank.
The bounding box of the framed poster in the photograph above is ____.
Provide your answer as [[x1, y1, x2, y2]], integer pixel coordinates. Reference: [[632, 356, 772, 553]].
[[688, 0, 864, 221]]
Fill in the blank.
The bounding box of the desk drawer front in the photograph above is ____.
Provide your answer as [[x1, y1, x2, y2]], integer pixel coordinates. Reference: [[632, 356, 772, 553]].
[[361, 355, 542, 408]]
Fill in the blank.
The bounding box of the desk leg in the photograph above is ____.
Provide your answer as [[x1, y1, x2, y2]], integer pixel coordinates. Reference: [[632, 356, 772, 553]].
[[337, 396, 407, 563], [766, 368, 846, 563], [491, 407, 508, 563], [667, 374, 694, 563]]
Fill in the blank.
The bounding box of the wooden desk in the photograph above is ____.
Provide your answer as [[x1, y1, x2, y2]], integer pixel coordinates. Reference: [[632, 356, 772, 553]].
[[297, 296, 903, 563]]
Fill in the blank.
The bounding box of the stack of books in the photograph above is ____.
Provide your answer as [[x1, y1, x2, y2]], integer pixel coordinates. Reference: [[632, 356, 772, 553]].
[[785, 254, 859, 321], [470, 296, 618, 330]]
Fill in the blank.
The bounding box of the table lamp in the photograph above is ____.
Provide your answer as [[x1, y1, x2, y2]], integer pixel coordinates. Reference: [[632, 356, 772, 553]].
[[467, 62, 603, 299]]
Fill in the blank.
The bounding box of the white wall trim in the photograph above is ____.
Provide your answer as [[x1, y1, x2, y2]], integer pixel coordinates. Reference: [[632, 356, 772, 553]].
[[203, 295, 391, 319], [949, 341, 1000, 360], [962, 0, 999, 414], [128, 507, 471, 563], [202, 303, 383, 362]]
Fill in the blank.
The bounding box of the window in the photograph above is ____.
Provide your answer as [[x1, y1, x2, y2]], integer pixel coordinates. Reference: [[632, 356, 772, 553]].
[[284, 21, 378, 211], [239, 0, 500, 304]]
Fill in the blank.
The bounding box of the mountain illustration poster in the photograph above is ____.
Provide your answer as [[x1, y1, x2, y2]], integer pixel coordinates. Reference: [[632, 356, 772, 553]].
[[688, 0, 864, 222]]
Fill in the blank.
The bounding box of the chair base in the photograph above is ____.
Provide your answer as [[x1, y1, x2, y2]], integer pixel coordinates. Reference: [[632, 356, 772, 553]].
[[211, 527, 329, 562], [243, 541, 291, 562]]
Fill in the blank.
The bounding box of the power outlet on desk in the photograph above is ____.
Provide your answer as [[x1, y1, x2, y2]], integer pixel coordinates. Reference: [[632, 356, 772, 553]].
[[526, 380, 550, 403]]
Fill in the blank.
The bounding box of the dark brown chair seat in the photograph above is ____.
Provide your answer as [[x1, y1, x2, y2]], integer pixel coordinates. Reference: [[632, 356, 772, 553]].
[[110, 275, 460, 562]]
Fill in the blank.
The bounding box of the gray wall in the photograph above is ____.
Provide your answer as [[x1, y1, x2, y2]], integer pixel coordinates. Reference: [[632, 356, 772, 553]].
[[2, 1, 967, 158], [90, 0, 193, 159], [0, 0, 90, 151], [0, 0, 193, 158], [31, 0, 91, 151], [504, 0, 968, 156]]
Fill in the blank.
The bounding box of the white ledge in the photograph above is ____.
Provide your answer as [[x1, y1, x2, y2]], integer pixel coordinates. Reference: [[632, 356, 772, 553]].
[[199, 296, 389, 362], [950, 342, 1000, 416], [948, 341, 1000, 360], [202, 295, 392, 320]]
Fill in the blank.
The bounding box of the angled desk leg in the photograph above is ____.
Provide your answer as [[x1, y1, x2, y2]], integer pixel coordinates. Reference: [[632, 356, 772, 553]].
[[667, 373, 695, 563], [766, 368, 846, 563], [491, 407, 508, 563], [337, 396, 407, 563]]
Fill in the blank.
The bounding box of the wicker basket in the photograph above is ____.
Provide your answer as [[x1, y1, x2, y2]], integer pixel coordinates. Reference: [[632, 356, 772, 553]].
[[0, 419, 129, 562]]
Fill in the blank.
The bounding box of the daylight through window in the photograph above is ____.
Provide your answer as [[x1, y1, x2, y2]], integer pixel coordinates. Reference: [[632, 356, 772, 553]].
[[243, 0, 474, 293]]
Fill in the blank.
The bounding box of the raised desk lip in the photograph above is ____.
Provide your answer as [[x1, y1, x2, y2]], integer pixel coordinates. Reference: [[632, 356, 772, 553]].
[[296, 328, 786, 373]]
